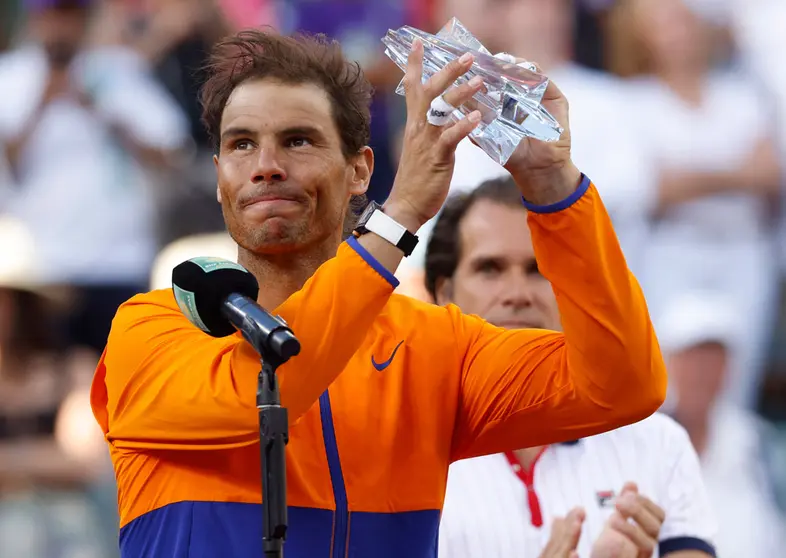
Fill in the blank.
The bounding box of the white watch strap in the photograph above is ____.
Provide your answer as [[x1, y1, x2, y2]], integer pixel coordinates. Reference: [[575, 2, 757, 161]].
[[364, 209, 407, 247]]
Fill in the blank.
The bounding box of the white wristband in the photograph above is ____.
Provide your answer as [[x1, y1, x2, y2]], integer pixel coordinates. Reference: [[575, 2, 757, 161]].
[[365, 210, 407, 246]]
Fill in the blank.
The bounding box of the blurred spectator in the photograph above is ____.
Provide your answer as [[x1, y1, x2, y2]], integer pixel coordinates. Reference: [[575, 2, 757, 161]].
[[658, 292, 786, 557], [724, 0, 786, 275], [571, 0, 614, 70], [118, 0, 238, 245], [219, 0, 277, 30], [0, 0, 189, 354], [607, 0, 783, 410], [398, 0, 656, 296], [0, 216, 112, 558]]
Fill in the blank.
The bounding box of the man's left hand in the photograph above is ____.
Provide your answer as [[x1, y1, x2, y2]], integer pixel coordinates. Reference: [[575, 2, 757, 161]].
[[591, 482, 665, 558], [492, 59, 581, 205]]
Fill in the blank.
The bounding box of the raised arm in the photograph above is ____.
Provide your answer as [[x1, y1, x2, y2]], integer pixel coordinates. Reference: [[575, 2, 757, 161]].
[[91, 240, 397, 450], [92, 41, 499, 453], [450, 177, 667, 460]]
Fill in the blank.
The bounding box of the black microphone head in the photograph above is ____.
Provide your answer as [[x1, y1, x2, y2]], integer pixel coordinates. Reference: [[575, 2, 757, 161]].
[[172, 257, 259, 337]]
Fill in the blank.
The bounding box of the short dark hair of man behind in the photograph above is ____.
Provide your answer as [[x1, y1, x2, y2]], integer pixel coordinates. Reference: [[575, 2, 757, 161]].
[[424, 176, 524, 300]]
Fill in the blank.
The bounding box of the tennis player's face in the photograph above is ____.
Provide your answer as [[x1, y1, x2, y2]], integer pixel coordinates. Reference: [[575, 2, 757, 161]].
[[214, 79, 371, 254], [436, 200, 561, 331]]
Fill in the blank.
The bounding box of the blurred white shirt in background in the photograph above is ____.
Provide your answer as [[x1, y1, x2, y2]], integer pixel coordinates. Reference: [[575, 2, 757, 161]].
[[0, 44, 188, 287], [628, 71, 780, 409], [700, 402, 786, 557]]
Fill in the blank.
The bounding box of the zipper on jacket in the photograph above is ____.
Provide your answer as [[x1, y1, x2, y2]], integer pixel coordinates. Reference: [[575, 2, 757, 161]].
[[319, 391, 349, 558]]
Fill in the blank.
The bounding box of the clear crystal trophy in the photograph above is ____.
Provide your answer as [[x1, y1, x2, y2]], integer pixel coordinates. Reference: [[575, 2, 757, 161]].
[[382, 18, 563, 166]]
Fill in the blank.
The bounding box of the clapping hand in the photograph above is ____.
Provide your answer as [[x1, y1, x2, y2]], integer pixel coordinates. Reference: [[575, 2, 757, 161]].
[[538, 507, 585, 558], [591, 483, 665, 558]]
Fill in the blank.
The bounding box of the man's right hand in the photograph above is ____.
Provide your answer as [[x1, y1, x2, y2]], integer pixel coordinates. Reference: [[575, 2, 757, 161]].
[[539, 507, 585, 558], [590, 483, 665, 558], [384, 38, 486, 233]]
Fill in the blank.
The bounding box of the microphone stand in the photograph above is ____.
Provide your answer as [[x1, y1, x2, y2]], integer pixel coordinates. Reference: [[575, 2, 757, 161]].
[[256, 348, 295, 557], [220, 295, 299, 557], [258, 353, 290, 558]]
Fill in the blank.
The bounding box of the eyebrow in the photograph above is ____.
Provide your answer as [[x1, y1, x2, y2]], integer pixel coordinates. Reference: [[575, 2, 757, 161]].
[[278, 125, 325, 140], [220, 127, 256, 144], [220, 125, 326, 144], [470, 254, 538, 268], [471, 255, 506, 266]]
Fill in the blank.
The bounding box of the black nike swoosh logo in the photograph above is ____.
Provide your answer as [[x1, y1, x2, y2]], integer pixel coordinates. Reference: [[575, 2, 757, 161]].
[[371, 341, 404, 371]]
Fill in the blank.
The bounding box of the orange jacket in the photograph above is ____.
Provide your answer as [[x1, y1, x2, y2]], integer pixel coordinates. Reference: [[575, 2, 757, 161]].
[[91, 177, 666, 557]]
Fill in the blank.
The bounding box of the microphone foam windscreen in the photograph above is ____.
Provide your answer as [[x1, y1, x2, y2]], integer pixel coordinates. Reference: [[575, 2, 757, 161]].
[[171, 257, 259, 337]]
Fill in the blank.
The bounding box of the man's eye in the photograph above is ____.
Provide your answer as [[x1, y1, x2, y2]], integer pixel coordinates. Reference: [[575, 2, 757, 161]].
[[477, 261, 501, 275], [234, 140, 253, 151], [286, 137, 312, 148]]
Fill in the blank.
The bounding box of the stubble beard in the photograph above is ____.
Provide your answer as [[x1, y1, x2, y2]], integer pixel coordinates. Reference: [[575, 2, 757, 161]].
[[234, 217, 313, 255]]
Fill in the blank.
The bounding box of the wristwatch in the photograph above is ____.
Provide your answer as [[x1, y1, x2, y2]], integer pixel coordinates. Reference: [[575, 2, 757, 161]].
[[354, 201, 419, 257]]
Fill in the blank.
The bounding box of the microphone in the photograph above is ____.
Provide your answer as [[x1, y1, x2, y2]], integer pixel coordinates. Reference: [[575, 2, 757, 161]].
[[171, 257, 300, 361]]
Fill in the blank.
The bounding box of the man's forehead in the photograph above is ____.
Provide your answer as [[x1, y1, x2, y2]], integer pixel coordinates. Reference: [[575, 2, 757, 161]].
[[221, 79, 333, 131], [458, 200, 534, 261]]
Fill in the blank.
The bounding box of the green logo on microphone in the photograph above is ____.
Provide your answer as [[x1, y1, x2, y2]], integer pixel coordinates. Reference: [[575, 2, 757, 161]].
[[173, 285, 209, 332], [191, 257, 247, 274]]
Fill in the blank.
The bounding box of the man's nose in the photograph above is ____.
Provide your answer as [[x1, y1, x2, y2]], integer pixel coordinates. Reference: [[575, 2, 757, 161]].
[[501, 272, 535, 308], [252, 147, 287, 183]]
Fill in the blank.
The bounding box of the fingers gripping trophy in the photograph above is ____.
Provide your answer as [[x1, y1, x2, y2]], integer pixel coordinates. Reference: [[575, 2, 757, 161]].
[[381, 20, 581, 235]]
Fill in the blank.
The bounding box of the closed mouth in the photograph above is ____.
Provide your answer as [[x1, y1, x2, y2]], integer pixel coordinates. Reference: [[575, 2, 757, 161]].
[[242, 196, 301, 208]]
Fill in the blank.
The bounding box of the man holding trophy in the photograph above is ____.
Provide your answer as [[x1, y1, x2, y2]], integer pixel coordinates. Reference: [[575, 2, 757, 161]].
[[91, 20, 666, 558]]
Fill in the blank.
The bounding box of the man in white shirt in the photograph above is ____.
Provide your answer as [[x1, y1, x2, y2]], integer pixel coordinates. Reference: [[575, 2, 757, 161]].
[[428, 177, 716, 558], [0, 0, 189, 352], [656, 293, 786, 557]]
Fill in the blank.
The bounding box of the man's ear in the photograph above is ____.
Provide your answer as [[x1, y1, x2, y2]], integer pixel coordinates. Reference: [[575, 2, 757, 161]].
[[434, 277, 454, 306], [213, 154, 222, 203], [349, 146, 374, 196]]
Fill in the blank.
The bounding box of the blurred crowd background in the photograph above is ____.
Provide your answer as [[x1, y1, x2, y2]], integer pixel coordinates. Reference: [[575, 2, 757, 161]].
[[1, 0, 785, 556]]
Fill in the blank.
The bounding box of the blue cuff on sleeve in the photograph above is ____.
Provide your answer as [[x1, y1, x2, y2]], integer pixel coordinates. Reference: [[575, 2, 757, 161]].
[[659, 537, 716, 557], [346, 236, 400, 288], [521, 173, 591, 214]]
